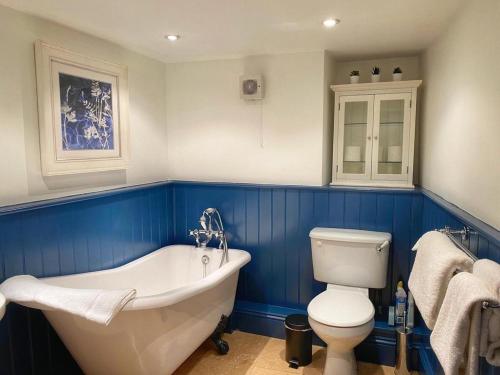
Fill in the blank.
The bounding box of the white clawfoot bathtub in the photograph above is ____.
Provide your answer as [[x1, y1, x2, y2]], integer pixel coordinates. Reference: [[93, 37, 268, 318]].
[[41, 244, 251, 375]]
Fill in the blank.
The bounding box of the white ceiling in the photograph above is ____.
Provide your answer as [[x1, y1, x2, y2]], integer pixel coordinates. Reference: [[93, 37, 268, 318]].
[[0, 0, 463, 63]]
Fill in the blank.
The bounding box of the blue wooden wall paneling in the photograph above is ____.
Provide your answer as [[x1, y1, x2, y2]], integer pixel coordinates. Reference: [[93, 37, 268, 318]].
[[419, 193, 500, 375], [285, 190, 300, 307], [172, 182, 499, 374], [297, 190, 313, 306], [172, 184, 423, 315], [243, 189, 256, 302], [0, 184, 173, 375], [0, 181, 498, 374], [421, 194, 499, 263]]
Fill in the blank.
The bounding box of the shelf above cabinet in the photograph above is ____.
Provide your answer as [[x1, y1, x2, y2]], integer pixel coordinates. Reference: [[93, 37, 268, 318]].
[[331, 80, 422, 93]]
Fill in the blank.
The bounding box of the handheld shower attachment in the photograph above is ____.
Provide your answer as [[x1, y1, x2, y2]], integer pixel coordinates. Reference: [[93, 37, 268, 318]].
[[199, 214, 207, 230]]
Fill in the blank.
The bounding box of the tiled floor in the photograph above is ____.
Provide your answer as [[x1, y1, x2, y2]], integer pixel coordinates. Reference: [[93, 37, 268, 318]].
[[174, 331, 399, 375]]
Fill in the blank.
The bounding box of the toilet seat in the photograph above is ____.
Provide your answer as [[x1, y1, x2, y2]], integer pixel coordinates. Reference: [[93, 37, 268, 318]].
[[307, 289, 374, 328]]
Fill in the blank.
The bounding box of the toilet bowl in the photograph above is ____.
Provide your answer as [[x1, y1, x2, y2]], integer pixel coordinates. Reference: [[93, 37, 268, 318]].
[[307, 285, 375, 375], [308, 228, 391, 375]]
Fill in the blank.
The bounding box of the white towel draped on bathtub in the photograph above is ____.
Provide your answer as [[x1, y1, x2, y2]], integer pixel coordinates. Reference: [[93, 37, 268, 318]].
[[0, 275, 136, 325]]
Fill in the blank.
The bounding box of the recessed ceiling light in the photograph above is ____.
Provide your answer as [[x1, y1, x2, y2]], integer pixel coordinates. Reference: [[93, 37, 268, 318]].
[[323, 18, 340, 28], [165, 34, 180, 41]]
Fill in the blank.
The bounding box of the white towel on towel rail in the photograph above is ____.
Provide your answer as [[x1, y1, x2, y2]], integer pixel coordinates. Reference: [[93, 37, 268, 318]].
[[486, 337, 500, 366], [409, 231, 473, 329], [474, 259, 500, 367], [0, 275, 135, 325], [430, 272, 498, 375]]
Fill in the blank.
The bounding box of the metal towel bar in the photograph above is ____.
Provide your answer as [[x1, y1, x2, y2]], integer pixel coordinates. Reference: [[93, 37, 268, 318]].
[[437, 226, 499, 309]]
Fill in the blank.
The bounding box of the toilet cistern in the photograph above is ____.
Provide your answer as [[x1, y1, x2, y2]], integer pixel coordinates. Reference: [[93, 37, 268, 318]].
[[307, 228, 391, 375]]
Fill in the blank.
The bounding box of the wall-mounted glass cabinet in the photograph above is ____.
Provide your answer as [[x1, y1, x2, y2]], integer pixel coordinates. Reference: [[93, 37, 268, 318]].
[[332, 81, 421, 188]]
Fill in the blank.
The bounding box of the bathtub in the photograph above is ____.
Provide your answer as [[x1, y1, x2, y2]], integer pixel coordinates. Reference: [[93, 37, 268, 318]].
[[41, 244, 251, 375]]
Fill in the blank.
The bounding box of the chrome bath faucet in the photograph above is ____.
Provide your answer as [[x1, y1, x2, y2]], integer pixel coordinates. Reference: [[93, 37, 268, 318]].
[[189, 208, 229, 267]]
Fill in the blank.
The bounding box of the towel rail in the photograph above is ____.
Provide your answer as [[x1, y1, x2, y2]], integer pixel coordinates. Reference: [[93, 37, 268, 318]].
[[436, 226, 499, 310]]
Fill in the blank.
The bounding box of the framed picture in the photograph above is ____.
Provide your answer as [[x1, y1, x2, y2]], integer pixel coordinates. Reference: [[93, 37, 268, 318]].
[[35, 40, 129, 176]]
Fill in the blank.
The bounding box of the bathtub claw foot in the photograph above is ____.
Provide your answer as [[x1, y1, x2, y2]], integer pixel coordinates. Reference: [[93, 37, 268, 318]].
[[211, 315, 230, 355], [215, 339, 229, 355]]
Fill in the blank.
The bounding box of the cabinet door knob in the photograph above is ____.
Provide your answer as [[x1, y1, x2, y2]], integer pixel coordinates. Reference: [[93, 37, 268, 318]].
[[374, 135, 378, 140], [367, 136, 371, 140]]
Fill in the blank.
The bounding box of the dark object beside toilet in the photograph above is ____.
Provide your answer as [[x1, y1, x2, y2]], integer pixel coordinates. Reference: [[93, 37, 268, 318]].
[[284, 314, 312, 368]]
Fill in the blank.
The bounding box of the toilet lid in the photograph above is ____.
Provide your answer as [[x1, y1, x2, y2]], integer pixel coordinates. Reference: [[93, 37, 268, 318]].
[[307, 290, 374, 327]]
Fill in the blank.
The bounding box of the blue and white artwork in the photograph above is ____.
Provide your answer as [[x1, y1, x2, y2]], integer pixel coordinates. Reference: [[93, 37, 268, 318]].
[[59, 73, 114, 150]]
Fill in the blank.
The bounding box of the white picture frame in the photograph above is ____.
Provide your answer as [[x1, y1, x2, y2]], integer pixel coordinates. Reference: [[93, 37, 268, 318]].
[[35, 40, 129, 176]]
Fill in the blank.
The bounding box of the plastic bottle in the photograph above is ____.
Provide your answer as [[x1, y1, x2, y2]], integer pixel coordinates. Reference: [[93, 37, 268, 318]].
[[406, 291, 414, 328], [395, 281, 407, 325], [388, 306, 395, 326]]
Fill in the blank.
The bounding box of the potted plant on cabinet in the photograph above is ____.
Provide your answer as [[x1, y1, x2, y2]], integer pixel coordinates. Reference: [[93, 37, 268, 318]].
[[371, 67, 381, 82], [350, 70, 360, 84], [393, 67, 403, 81]]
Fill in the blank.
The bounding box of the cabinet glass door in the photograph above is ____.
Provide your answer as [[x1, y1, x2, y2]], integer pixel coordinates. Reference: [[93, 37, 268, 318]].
[[371, 93, 412, 180], [337, 95, 374, 180]]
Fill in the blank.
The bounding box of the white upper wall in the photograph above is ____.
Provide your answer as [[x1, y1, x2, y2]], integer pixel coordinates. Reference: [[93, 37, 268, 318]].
[[322, 52, 336, 185], [0, 5, 168, 205], [420, 0, 500, 229], [2, 2, 497, 230], [165, 52, 331, 185]]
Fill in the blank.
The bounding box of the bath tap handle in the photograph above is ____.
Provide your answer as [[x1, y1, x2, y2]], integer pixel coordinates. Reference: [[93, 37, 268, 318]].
[[189, 229, 201, 247], [212, 230, 223, 238]]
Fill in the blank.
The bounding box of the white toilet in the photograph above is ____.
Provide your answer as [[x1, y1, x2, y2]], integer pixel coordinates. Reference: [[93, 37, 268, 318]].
[[307, 228, 391, 375]]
